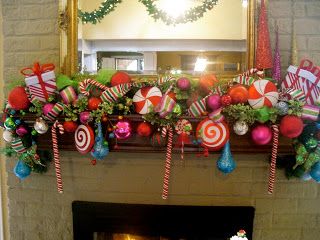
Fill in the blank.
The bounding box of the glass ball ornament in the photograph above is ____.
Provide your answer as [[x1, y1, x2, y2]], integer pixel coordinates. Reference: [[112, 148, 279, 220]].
[[4, 117, 16, 131], [14, 160, 31, 180], [114, 119, 132, 140], [33, 117, 49, 134], [233, 120, 249, 135], [2, 130, 13, 143], [276, 101, 289, 116]]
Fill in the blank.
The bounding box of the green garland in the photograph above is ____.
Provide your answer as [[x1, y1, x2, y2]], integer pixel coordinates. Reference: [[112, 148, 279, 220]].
[[79, 0, 219, 25]]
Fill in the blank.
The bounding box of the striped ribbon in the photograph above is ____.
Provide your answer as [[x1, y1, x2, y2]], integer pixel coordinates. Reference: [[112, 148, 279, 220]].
[[187, 97, 207, 117], [268, 125, 279, 194], [52, 120, 64, 194], [301, 104, 320, 121], [79, 79, 108, 96], [162, 126, 173, 200], [100, 83, 131, 103], [157, 75, 176, 85], [233, 68, 264, 86], [43, 102, 65, 122], [155, 85, 176, 118], [60, 86, 77, 104], [11, 137, 27, 154]]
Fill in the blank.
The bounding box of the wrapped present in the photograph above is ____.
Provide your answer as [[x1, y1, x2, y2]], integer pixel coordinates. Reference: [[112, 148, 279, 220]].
[[282, 59, 320, 105], [301, 104, 320, 121], [21, 62, 56, 103]]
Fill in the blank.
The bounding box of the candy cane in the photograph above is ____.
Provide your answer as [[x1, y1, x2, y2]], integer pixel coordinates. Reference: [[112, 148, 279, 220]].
[[268, 125, 279, 194], [162, 126, 173, 200], [79, 79, 109, 96], [52, 120, 64, 193], [241, 68, 265, 78]]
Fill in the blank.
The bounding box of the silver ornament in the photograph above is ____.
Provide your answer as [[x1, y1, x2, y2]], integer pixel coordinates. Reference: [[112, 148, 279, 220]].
[[233, 120, 249, 135], [2, 130, 13, 142], [34, 117, 49, 134], [276, 101, 289, 116]]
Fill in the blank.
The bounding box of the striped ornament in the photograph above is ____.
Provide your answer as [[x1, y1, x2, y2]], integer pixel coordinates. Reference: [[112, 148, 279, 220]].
[[43, 102, 65, 122], [60, 86, 77, 104], [100, 83, 131, 103], [301, 104, 320, 121], [51, 121, 64, 193], [187, 97, 207, 117], [11, 137, 26, 154]]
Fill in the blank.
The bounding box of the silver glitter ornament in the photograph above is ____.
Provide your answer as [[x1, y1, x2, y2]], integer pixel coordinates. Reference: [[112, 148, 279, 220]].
[[233, 120, 249, 135], [276, 101, 289, 116], [34, 117, 49, 134]]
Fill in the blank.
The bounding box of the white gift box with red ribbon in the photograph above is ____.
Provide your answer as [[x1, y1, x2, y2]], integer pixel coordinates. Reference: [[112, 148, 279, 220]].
[[281, 59, 320, 105]]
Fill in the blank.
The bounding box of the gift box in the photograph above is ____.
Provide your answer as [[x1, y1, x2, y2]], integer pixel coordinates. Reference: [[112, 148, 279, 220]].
[[282, 59, 320, 105], [21, 62, 57, 103]]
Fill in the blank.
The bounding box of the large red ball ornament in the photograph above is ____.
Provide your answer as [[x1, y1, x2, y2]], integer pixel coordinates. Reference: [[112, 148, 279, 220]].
[[280, 115, 303, 138], [227, 84, 249, 104], [8, 86, 30, 110], [136, 122, 153, 137], [88, 97, 102, 110], [251, 125, 272, 145], [199, 74, 218, 93], [63, 121, 78, 133], [111, 71, 131, 86]]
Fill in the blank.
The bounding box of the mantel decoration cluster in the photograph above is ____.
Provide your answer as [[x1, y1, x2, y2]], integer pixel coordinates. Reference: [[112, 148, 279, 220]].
[[78, 0, 219, 25]]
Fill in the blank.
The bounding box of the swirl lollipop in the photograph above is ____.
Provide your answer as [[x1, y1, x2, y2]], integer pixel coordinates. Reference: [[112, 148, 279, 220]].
[[75, 124, 95, 154]]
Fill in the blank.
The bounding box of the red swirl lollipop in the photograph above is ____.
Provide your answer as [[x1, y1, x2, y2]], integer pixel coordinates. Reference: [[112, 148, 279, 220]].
[[74, 124, 95, 154]]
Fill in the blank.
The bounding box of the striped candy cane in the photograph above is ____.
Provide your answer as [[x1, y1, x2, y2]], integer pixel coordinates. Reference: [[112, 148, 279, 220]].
[[162, 126, 173, 200], [241, 68, 265, 78], [268, 125, 279, 194], [79, 79, 109, 96], [52, 120, 64, 193]]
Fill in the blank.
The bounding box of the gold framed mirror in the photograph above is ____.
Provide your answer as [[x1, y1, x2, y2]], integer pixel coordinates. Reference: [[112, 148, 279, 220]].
[[59, 0, 256, 76]]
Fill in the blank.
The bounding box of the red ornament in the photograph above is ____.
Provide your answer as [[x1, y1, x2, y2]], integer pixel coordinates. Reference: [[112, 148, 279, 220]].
[[256, 0, 273, 69], [91, 159, 97, 165], [280, 115, 303, 138], [88, 97, 102, 110], [63, 121, 78, 133], [136, 122, 153, 137], [199, 74, 218, 93], [227, 84, 249, 104], [177, 77, 191, 90], [221, 94, 232, 106], [111, 71, 131, 86], [8, 86, 30, 110]]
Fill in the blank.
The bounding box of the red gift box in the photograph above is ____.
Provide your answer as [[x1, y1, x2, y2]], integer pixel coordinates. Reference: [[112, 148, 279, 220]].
[[21, 62, 56, 103]]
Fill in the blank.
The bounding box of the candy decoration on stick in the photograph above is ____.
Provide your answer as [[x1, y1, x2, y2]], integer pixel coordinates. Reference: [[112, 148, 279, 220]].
[[248, 80, 279, 109], [162, 126, 173, 200], [133, 86, 162, 114], [79, 79, 108, 96], [268, 125, 279, 194], [196, 119, 229, 151], [75, 124, 95, 154], [51, 120, 64, 193], [175, 119, 192, 160]]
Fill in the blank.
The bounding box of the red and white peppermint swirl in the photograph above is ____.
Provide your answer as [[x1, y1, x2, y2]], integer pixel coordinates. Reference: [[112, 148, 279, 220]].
[[162, 126, 173, 200], [268, 125, 279, 194], [52, 121, 64, 193], [79, 79, 109, 96], [75, 124, 95, 154]]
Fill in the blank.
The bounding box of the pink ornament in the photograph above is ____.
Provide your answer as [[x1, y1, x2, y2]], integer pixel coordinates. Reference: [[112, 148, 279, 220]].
[[251, 125, 272, 145], [177, 77, 191, 90], [79, 111, 92, 124], [16, 125, 28, 136], [42, 103, 54, 116], [206, 94, 221, 111], [114, 120, 132, 140]]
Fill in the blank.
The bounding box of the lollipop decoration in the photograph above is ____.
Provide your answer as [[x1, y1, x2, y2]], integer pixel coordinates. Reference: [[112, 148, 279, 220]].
[[75, 124, 95, 154], [175, 119, 192, 160]]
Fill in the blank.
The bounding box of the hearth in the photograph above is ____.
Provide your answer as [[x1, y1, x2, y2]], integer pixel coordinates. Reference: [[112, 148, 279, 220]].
[[72, 201, 255, 240]]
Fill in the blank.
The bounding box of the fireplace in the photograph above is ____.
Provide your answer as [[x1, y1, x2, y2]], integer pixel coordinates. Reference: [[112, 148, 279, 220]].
[[72, 201, 255, 240]]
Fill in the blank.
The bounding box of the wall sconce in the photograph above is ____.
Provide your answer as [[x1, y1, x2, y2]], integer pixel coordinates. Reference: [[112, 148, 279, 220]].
[[194, 57, 208, 72]]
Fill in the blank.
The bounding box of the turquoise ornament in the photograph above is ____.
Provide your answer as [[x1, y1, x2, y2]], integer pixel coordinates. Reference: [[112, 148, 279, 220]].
[[14, 160, 31, 180], [310, 161, 320, 182], [91, 122, 109, 160], [217, 141, 236, 174]]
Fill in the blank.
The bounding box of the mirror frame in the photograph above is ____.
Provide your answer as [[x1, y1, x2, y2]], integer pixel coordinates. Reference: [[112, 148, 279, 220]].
[[59, 0, 256, 75]]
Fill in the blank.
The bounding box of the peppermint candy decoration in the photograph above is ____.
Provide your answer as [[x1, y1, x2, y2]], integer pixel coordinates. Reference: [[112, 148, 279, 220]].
[[74, 124, 95, 154], [175, 119, 192, 134], [196, 118, 229, 151]]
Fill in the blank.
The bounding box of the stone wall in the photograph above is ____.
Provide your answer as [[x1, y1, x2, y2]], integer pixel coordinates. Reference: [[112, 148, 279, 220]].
[[1, 0, 320, 240]]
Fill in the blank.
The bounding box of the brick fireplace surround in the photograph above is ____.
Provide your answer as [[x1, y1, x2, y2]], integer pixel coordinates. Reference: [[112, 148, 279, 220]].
[[1, 0, 320, 239]]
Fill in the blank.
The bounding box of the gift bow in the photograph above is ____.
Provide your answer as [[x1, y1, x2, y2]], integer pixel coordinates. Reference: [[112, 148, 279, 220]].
[[21, 62, 55, 101]]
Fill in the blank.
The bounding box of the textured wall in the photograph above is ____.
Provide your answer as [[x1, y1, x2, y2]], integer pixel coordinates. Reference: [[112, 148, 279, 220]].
[[1, 0, 320, 240]]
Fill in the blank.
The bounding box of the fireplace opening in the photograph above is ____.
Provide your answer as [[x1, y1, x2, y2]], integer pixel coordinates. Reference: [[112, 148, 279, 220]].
[[72, 201, 255, 240]]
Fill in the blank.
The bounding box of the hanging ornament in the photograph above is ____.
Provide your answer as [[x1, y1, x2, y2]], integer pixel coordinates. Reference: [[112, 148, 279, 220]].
[[133, 86, 162, 114], [272, 24, 282, 82], [248, 80, 279, 109], [42, 103, 55, 116], [63, 121, 78, 133], [8, 86, 30, 110], [310, 161, 320, 183], [14, 159, 31, 180], [172, 103, 182, 115], [88, 97, 102, 110], [233, 120, 249, 136], [268, 125, 279, 194], [276, 101, 289, 116], [91, 122, 109, 161], [206, 94, 221, 111], [227, 84, 249, 104], [175, 119, 192, 160], [16, 125, 28, 137], [301, 172, 312, 181], [2, 130, 13, 142], [303, 150, 320, 171], [4, 117, 16, 131], [114, 119, 132, 140], [110, 71, 131, 86], [220, 94, 232, 106], [136, 122, 153, 137], [176, 77, 191, 90], [255, 106, 271, 123], [279, 115, 303, 138], [74, 124, 95, 154], [196, 118, 229, 151], [199, 74, 218, 93], [34, 117, 49, 134], [305, 137, 318, 152], [150, 132, 166, 147], [255, 0, 273, 69], [79, 111, 92, 124], [217, 141, 236, 174], [251, 125, 272, 145]]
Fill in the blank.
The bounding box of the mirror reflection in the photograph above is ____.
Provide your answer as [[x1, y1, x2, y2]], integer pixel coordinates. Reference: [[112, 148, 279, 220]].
[[78, 0, 248, 75]]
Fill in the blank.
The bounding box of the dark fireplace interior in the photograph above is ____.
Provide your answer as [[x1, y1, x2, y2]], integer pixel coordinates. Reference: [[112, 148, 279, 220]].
[[72, 201, 255, 240]]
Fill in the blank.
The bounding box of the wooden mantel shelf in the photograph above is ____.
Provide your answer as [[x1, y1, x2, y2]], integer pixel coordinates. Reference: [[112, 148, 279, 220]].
[[14, 114, 294, 154]]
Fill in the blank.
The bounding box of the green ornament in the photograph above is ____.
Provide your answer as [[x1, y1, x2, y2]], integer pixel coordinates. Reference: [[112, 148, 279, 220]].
[[173, 104, 182, 116], [255, 106, 270, 123], [31, 129, 38, 136], [4, 117, 16, 130], [295, 143, 307, 156], [304, 137, 318, 152], [303, 152, 320, 171], [295, 154, 306, 166]]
